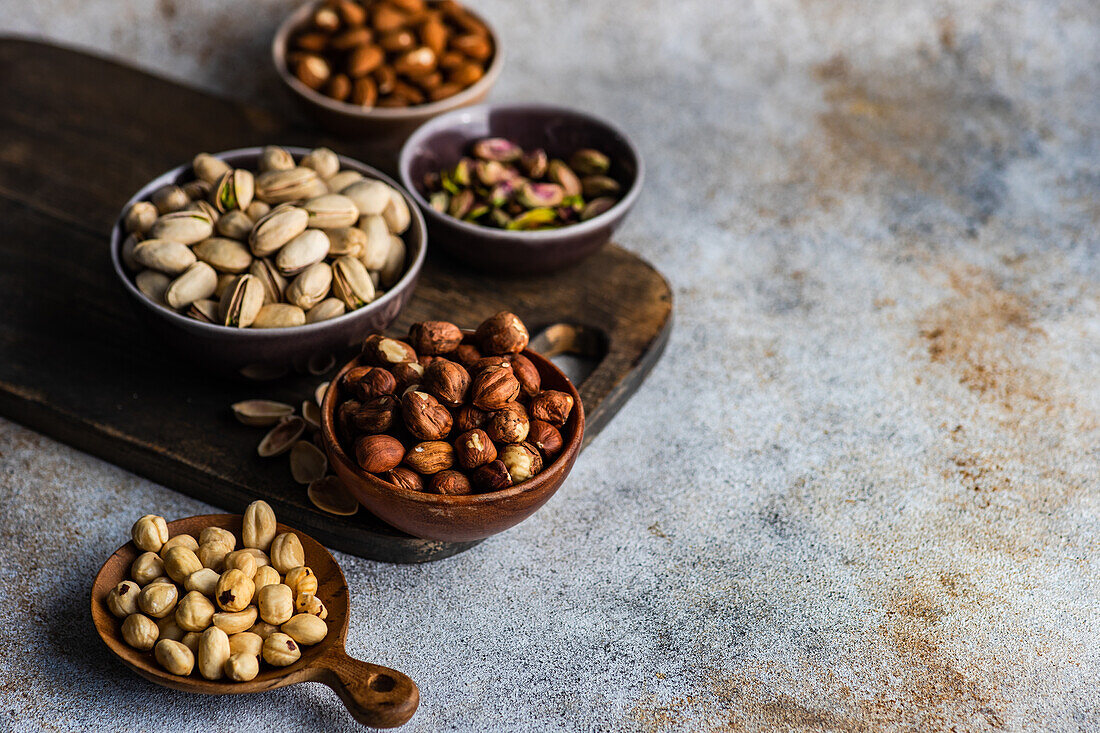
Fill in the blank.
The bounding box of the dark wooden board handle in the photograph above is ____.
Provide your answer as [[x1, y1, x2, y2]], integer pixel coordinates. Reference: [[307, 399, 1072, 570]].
[[311, 650, 420, 728]]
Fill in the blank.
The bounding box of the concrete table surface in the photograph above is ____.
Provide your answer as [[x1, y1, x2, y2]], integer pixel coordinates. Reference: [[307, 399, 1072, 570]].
[[2, 0, 1099, 730]]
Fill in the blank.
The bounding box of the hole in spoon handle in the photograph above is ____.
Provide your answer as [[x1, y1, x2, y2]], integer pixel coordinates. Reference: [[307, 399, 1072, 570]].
[[317, 650, 419, 728]]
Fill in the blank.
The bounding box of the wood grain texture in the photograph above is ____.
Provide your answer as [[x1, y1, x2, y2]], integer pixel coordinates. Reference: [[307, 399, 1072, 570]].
[[91, 514, 419, 728], [0, 38, 672, 562]]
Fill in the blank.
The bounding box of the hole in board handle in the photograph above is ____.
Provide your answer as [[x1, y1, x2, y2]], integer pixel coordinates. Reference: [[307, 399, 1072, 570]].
[[529, 323, 608, 387]]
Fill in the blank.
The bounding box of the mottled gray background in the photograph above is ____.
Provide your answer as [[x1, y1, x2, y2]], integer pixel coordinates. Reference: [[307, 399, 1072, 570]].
[[2, 0, 1100, 730]]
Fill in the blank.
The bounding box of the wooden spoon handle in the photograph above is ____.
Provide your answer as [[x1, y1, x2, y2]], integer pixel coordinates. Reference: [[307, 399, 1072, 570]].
[[313, 649, 419, 728]]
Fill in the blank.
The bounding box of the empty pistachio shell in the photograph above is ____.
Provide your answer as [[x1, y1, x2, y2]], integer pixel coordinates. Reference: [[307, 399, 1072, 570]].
[[304, 193, 359, 229], [215, 210, 254, 240], [380, 235, 406, 288], [193, 238, 254, 274], [301, 400, 321, 430], [382, 189, 411, 234], [548, 160, 582, 197], [324, 226, 366, 257], [581, 175, 621, 198], [165, 261, 218, 310], [300, 147, 339, 179], [285, 262, 333, 310], [472, 137, 522, 162], [259, 145, 295, 173], [133, 239, 197, 275], [255, 168, 322, 204], [249, 258, 287, 304], [276, 230, 330, 276], [517, 182, 564, 208], [358, 215, 391, 270], [258, 416, 307, 457], [215, 169, 255, 213], [327, 170, 363, 192], [193, 153, 232, 184], [250, 205, 309, 257], [124, 201, 158, 234], [218, 274, 265, 328], [187, 298, 219, 323], [308, 475, 359, 516], [570, 148, 611, 176], [332, 255, 376, 310], [581, 196, 617, 221], [341, 179, 391, 217], [252, 303, 307, 329], [305, 298, 346, 324], [152, 184, 190, 214], [232, 400, 295, 427], [135, 270, 172, 303], [290, 440, 327, 484]]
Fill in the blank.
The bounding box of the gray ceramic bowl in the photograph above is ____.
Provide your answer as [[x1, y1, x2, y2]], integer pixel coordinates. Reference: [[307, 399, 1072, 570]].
[[272, 1, 503, 143], [398, 103, 644, 274], [109, 147, 426, 379]]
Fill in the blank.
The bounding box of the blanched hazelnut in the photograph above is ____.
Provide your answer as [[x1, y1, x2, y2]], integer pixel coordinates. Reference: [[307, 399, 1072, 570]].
[[253, 565, 282, 592], [263, 632, 302, 667], [158, 533, 199, 559], [294, 592, 329, 620], [284, 567, 318, 598], [122, 613, 159, 651], [269, 533, 306, 575], [138, 581, 179, 619], [155, 639, 195, 676], [131, 552, 165, 585], [184, 568, 220, 596], [258, 583, 295, 626], [223, 549, 258, 579], [282, 613, 328, 645], [107, 581, 141, 618], [229, 631, 263, 658], [215, 569, 255, 612], [164, 546, 203, 584], [132, 515, 169, 553], [243, 500, 277, 552], [175, 590, 216, 632], [212, 607, 259, 635], [225, 652, 260, 682], [199, 526, 236, 550], [197, 626, 230, 680]]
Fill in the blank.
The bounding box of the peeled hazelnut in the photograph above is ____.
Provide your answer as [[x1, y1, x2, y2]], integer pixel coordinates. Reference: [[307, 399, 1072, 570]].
[[285, 566, 318, 598], [199, 527, 236, 550], [107, 581, 141, 618], [454, 428, 496, 469], [470, 365, 520, 410], [362, 334, 417, 366], [122, 613, 160, 651], [349, 395, 399, 434], [383, 466, 424, 492], [215, 569, 255, 612], [472, 460, 512, 492], [454, 343, 482, 368], [500, 442, 543, 484], [454, 405, 489, 432], [510, 354, 541, 397], [408, 320, 463, 355], [354, 434, 405, 473], [530, 390, 574, 427], [424, 359, 470, 406], [401, 390, 453, 440], [391, 362, 425, 392], [430, 470, 473, 495], [132, 515, 169, 553], [475, 311, 529, 354], [528, 419, 563, 459], [263, 632, 301, 667], [159, 534, 199, 559], [270, 532, 306, 575], [485, 403, 529, 444], [403, 441, 455, 474]]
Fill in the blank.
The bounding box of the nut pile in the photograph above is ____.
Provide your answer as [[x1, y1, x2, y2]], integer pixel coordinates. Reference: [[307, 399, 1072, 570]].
[[120, 146, 411, 328], [289, 0, 494, 108], [336, 312, 576, 494], [106, 502, 330, 682], [423, 139, 622, 230], [231, 386, 361, 517]]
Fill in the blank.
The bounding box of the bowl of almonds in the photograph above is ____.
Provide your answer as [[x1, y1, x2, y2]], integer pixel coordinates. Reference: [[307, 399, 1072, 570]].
[[320, 312, 585, 541], [273, 0, 503, 140], [110, 145, 426, 379]]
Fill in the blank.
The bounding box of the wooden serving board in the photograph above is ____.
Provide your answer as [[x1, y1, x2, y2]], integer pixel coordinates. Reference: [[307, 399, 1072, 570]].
[[0, 39, 672, 562]]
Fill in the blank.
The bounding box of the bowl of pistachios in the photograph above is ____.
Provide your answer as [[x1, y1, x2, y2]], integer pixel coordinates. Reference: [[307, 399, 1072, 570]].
[[399, 103, 644, 274], [110, 146, 426, 379]]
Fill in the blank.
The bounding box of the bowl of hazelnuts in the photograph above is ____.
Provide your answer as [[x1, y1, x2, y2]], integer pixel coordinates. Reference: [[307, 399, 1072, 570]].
[[320, 311, 584, 541]]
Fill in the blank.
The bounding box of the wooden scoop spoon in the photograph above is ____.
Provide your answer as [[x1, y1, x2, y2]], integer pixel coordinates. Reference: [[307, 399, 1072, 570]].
[[91, 514, 419, 728]]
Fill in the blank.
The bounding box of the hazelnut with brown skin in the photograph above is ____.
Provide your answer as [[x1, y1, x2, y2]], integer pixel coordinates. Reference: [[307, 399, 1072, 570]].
[[341, 365, 374, 392], [509, 353, 541, 398], [382, 466, 424, 492], [424, 359, 470, 406], [350, 366, 396, 400], [430, 470, 473, 495], [475, 311, 529, 355], [529, 390, 574, 426], [408, 320, 463, 355], [454, 405, 488, 432], [348, 395, 398, 434], [470, 365, 520, 410], [391, 362, 424, 392], [454, 428, 497, 469], [403, 441, 455, 474], [485, 403, 529, 444], [528, 419, 562, 459], [472, 355, 511, 372], [354, 434, 405, 473], [471, 459, 512, 492], [401, 390, 453, 440], [454, 343, 482, 368]]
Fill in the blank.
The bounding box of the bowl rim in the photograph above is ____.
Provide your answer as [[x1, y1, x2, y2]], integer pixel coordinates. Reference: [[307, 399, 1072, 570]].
[[321, 343, 585, 506], [397, 101, 646, 241], [109, 146, 427, 338], [272, 0, 505, 121]]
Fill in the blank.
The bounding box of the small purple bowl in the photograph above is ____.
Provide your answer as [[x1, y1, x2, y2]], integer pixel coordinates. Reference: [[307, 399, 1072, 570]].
[[109, 147, 426, 379], [398, 103, 644, 274]]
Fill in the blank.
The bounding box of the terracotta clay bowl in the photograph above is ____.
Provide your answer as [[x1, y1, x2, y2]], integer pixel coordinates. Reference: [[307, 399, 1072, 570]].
[[109, 147, 427, 379], [399, 102, 644, 274], [273, 1, 503, 142], [320, 340, 585, 542], [91, 514, 418, 728]]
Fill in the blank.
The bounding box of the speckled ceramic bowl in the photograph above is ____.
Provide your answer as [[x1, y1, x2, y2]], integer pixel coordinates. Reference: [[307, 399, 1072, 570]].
[[109, 147, 426, 379], [399, 103, 644, 274], [272, 1, 503, 142]]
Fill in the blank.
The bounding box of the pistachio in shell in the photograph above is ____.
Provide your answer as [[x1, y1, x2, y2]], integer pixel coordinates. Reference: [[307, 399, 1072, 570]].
[[165, 261, 218, 310], [303, 193, 359, 229], [327, 170, 363, 193], [290, 440, 327, 484], [581, 175, 621, 198], [301, 400, 321, 430], [187, 298, 219, 323], [187, 199, 221, 223], [249, 205, 309, 257], [275, 229, 330, 277], [215, 210, 254, 240], [218, 274, 265, 328], [308, 476, 358, 516], [135, 270, 171, 303], [124, 201, 158, 235], [255, 167, 322, 204], [332, 255, 376, 310], [151, 184, 190, 214], [300, 147, 339, 180], [581, 196, 617, 221], [251, 303, 307, 329], [547, 160, 582, 198], [215, 169, 255, 213], [245, 201, 270, 221], [193, 153, 232, 184], [214, 272, 237, 299], [258, 146, 295, 173], [380, 235, 406, 288], [305, 298, 346, 324], [231, 400, 294, 427], [341, 179, 391, 217], [569, 148, 611, 176], [132, 239, 197, 275], [285, 262, 333, 310], [121, 234, 142, 271], [324, 226, 366, 257], [358, 215, 391, 270], [249, 258, 287, 305], [257, 416, 306, 457], [193, 238, 253, 274], [381, 188, 411, 234], [182, 179, 212, 201]]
